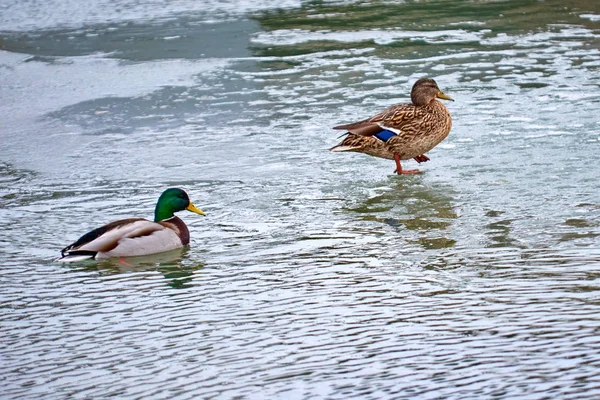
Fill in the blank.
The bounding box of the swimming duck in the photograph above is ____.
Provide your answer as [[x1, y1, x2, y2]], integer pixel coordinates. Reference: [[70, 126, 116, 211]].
[[58, 188, 205, 262], [330, 78, 453, 175]]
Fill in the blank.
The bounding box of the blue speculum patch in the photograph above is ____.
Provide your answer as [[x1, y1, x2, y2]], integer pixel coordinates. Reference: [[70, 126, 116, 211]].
[[374, 129, 397, 142]]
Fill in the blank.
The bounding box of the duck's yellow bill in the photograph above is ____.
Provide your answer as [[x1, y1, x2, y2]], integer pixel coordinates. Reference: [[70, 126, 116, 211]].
[[437, 91, 454, 101], [187, 202, 206, 216]]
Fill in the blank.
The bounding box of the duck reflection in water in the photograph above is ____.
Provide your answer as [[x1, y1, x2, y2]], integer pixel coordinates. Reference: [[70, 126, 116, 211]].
[[345, 177, 457, 249], [76, 248, 204, 289]]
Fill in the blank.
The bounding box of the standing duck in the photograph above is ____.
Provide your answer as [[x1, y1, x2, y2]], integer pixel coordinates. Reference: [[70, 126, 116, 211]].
[[58, 188, 205, 262], [330, 78, 453, 175]]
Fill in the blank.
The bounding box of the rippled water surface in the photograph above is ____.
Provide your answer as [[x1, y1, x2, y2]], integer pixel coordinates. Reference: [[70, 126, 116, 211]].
[[2, 0, 600, 398]]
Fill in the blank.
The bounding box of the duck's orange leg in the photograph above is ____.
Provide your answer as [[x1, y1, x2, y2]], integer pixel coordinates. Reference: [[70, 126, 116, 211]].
[[394, 153, 421, 175], [413, 154, 430, 163], [119, 257, 133, 267]]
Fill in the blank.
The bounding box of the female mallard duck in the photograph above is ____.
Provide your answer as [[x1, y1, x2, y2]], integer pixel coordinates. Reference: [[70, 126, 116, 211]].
[[330, 78, 453, 175], [58, 188, 205, 262]]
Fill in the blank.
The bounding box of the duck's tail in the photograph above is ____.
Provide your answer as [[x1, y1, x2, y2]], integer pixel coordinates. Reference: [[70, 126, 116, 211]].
[[329, 133, 362, 152], [330, 144, 360, 152], [56, 250, 97, 263]]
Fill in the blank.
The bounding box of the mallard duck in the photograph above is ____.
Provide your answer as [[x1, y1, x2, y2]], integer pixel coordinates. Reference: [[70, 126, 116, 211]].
[[58, 188, 205, 262], [330, 78, 453, 174]]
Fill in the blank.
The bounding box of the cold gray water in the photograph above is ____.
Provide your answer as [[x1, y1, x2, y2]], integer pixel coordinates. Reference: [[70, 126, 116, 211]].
[[1, 0, 600, 398]]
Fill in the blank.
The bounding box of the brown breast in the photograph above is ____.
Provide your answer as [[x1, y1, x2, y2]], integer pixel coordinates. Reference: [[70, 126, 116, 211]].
[[159, 216, 190, 245]]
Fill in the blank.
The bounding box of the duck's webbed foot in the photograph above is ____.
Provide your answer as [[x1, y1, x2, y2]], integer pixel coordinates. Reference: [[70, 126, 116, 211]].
[[119, 257, 133, 267], [413, 154, 430, 163], [394, 168, 421, 175]]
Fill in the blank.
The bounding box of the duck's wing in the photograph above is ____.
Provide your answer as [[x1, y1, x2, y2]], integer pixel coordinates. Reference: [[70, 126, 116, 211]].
[[59, 218, 169, 260], [372, 103, 428, 134], [333, 119, 382, 136], [333, 103, 421, 137], [99, 227, 184, 258]]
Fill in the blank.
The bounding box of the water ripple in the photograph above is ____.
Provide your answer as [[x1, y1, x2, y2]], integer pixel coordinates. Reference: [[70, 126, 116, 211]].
[[2, 0, 600, 398]]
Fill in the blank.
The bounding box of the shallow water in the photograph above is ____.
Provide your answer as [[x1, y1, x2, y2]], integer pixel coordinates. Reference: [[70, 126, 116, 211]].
[[1, 0, 600, 398]]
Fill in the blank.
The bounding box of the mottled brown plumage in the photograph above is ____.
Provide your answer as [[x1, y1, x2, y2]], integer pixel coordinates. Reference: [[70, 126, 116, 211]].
[[330, 78, 453, 175]]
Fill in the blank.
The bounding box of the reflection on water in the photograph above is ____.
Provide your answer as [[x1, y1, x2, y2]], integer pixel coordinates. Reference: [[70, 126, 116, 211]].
[[2, 0, 600, 398], [73, 248, 204, 289], [346, 177, 457, 249], [484, 210, 521, 248]]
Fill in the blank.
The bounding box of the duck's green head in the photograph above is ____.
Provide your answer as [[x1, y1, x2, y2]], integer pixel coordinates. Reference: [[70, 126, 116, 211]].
[[411, 78, 454, 106], [154, 188, 206, 222]]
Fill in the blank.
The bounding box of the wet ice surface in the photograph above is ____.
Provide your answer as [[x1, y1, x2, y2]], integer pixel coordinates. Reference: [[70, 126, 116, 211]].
[[2, 0, 600, 398]]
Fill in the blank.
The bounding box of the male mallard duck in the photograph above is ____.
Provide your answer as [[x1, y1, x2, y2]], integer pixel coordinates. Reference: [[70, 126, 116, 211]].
[[58, 188, 205, 262], [330, 78, 453, 174]]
